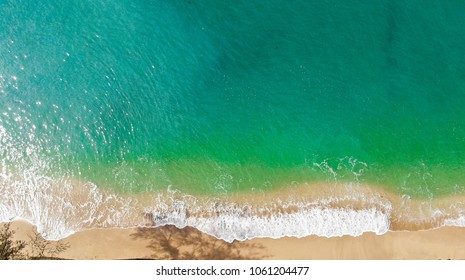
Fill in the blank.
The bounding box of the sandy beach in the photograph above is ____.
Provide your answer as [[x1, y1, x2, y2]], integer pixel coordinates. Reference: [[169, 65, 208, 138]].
[[4, 220, 465, 260]]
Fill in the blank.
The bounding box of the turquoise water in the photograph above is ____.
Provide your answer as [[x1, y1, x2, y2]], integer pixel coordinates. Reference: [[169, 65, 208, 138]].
[[2, 1, 465, 198]]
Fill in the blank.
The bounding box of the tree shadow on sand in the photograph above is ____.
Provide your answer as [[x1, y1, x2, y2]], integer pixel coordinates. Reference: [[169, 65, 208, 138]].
[[131, 215, 269, 260]]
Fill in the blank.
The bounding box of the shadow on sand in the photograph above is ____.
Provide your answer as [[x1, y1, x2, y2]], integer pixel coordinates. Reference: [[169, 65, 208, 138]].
[[131, 215, 269, 260]]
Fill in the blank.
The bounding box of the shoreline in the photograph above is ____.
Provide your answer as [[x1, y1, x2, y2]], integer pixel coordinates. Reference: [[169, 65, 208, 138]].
[[5, 220, 465, 259], [3, 180, 465, 241]]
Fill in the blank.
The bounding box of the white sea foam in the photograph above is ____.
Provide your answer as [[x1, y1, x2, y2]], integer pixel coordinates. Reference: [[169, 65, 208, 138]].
[[444, 207, 465, 227], [151, 206, 391, 242], [0, 170, 138, 240], [445, 217, 465, 227], [144, 191, 393, 242], [0, 133, 140, 240], [0, 123, 139, 240]]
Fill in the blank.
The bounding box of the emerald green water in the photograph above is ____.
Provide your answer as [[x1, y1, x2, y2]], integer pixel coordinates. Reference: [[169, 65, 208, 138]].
[[2, 1, 465, 197]]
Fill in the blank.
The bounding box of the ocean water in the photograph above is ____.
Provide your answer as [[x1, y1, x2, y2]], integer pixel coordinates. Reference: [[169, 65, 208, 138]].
[[2, 1, 465, 240]]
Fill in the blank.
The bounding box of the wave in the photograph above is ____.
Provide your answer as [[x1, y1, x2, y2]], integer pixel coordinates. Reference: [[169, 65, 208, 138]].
[[2, 162, 465, 242], [145, 193, 391, 242]]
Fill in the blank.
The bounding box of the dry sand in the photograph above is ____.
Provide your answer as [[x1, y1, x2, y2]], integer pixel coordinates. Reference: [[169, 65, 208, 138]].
[[4, 220, 465, 260]]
